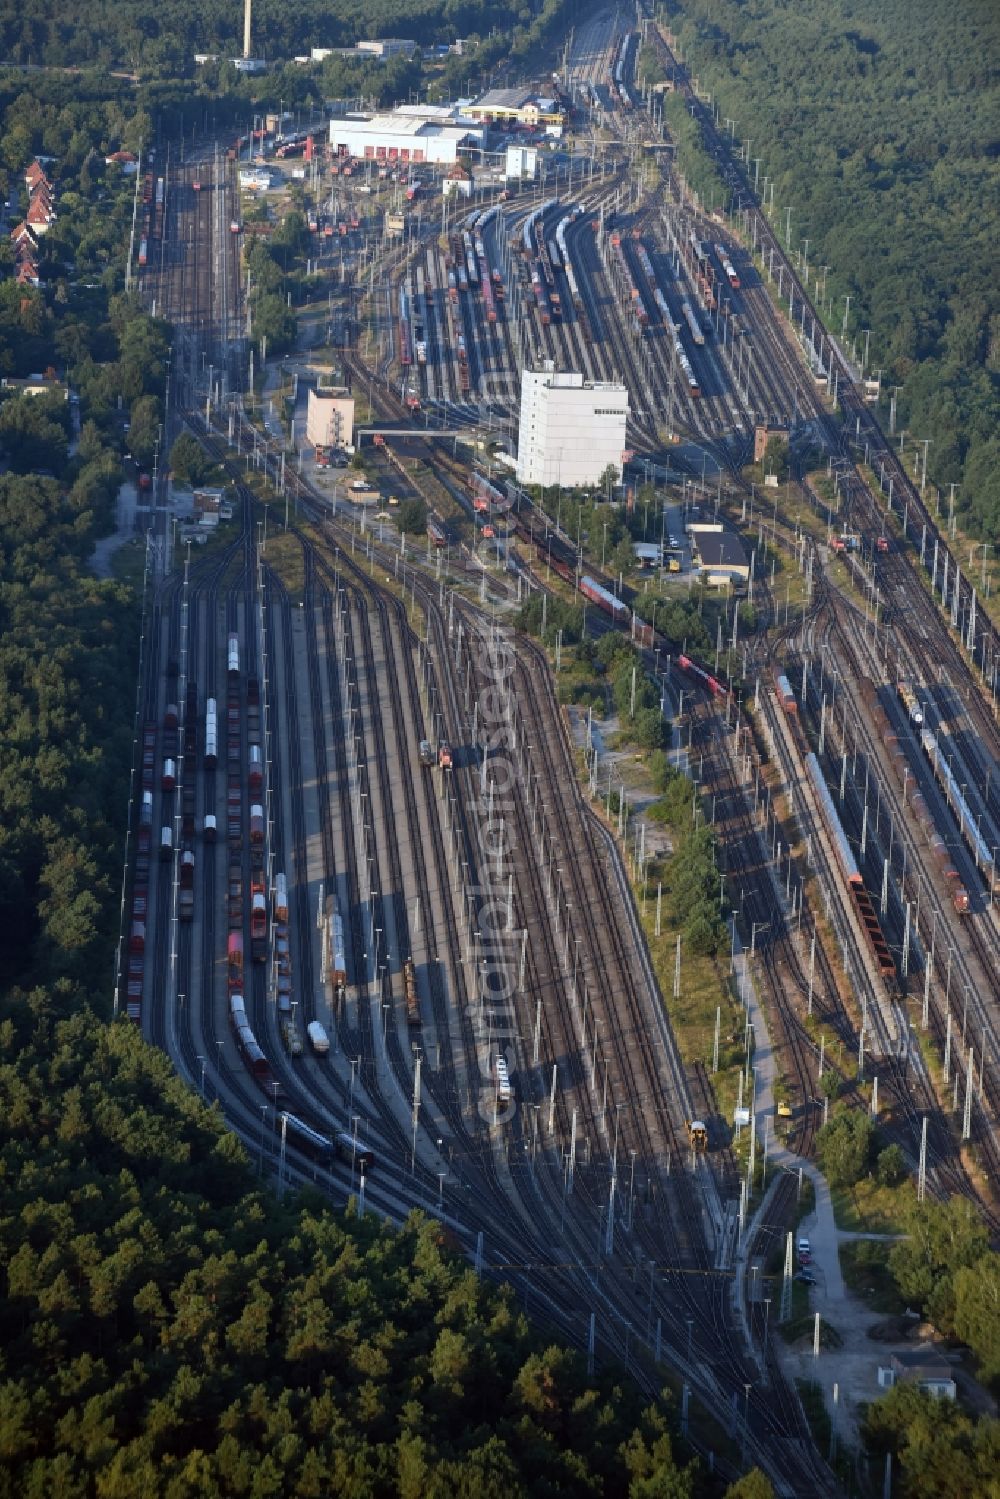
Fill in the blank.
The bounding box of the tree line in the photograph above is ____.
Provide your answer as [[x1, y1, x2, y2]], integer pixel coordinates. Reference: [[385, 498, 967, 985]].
[[665, 0, 1000, 538]]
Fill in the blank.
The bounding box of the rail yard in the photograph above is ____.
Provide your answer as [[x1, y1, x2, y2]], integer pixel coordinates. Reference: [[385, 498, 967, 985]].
[[120, 4, 1000, 1491]]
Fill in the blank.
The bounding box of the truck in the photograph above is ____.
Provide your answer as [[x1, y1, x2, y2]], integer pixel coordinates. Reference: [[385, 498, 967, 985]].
[[307, 1021, 330, 1056]]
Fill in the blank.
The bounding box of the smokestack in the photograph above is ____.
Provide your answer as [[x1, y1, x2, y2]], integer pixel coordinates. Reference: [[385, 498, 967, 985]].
[[243, 0, 251, 59]]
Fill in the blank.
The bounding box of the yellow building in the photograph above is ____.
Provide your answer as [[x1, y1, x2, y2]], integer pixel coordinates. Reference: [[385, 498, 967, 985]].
[[465, 87, 565, 131]]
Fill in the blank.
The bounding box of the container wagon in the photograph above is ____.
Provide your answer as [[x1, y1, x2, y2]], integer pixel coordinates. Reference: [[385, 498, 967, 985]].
[[204, 697, 218, 768], [335, 1132, 375, 1171], [250, 875, 267, 961], [676, 653, 728, 700], [325, 893, 347, 991], [579, 575, 629, 623], [273, 872, 289, 923], [403, 957, 421, 1027]]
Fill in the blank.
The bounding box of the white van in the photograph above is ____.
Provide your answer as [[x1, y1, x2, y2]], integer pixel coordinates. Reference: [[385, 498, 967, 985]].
[[307, 1021, 330, 1055]]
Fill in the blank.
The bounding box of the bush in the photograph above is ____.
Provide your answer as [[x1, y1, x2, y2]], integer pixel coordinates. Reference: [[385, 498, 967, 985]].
[[169, 432, 209, 487], [815, 1110, 875, 1188], [876, 1143, 906, 1188], [634, 706, 668, 751], [395, 498, 427, 535]]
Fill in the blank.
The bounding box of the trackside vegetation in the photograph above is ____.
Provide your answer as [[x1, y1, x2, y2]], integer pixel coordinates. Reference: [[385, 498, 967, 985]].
[[664, 0, 1000, 536]]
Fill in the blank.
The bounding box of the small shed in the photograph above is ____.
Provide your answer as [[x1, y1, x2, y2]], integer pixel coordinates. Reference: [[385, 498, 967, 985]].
[[881, 1345, 956, 1401]]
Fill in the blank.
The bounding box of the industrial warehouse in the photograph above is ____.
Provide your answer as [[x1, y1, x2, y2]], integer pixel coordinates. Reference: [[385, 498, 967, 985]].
[[328, 105, 486, 166]]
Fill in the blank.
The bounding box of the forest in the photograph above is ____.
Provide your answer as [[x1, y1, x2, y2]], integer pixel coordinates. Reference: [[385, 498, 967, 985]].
[[665, 0, 1000, 538], [0, 0, 587, 80]]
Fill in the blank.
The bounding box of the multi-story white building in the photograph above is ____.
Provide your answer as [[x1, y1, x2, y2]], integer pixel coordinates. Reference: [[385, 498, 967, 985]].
[[516, 365, 629, 488], [306, 387, 355, 451]]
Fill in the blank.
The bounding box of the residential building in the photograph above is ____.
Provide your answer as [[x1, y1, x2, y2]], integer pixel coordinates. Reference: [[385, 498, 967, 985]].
[[26, 197, 54, 234], [1, 373, 68, 399], [24, 160, 51, 194], [306, 387, 355, 451], [192, 487, 225, 513], [10, 222, 37, 255], [105, 150, 139, 173], [516, 364, 629, 488]]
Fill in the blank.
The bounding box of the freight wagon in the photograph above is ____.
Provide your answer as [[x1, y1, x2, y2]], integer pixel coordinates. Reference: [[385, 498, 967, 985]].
[[325, 893, 347, 991], [579, 574, 629, 622], [229, 992, 282, 1098], [804, 751, 898, 999], [403, 957, 421, 1028], [859, 678, 969, 914]]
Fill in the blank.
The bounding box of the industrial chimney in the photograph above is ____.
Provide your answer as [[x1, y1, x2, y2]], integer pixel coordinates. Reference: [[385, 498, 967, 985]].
[[243, 0, 252, 59]]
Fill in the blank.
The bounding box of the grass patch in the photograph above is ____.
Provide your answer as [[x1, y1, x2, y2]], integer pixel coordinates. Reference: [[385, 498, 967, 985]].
[[259, 527, 305, 603], [796, 1173, 816, 1228], [109, 535, 148, 589], [831, 1177, 915, 1234], [556, 650, 607, 712], [839, 1240, 906, 1315], [635, 875, 745, 1147], [784, 1315, 842, 1349]]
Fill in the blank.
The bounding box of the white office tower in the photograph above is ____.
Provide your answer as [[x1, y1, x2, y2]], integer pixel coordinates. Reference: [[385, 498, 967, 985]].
[[516, 363, 629, 488]]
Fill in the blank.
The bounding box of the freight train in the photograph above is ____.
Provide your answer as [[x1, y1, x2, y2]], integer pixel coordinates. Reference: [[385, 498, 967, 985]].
[[715, 243, 740, 289], [774, 670, 900, 1000], [912, 723, 1000, 896], [859, 679, 970, 913], [398, 286, 412, 368], [230, 992, 283, 1098], [804, 751, 899, 1006], [677, 653, 729, 699]]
